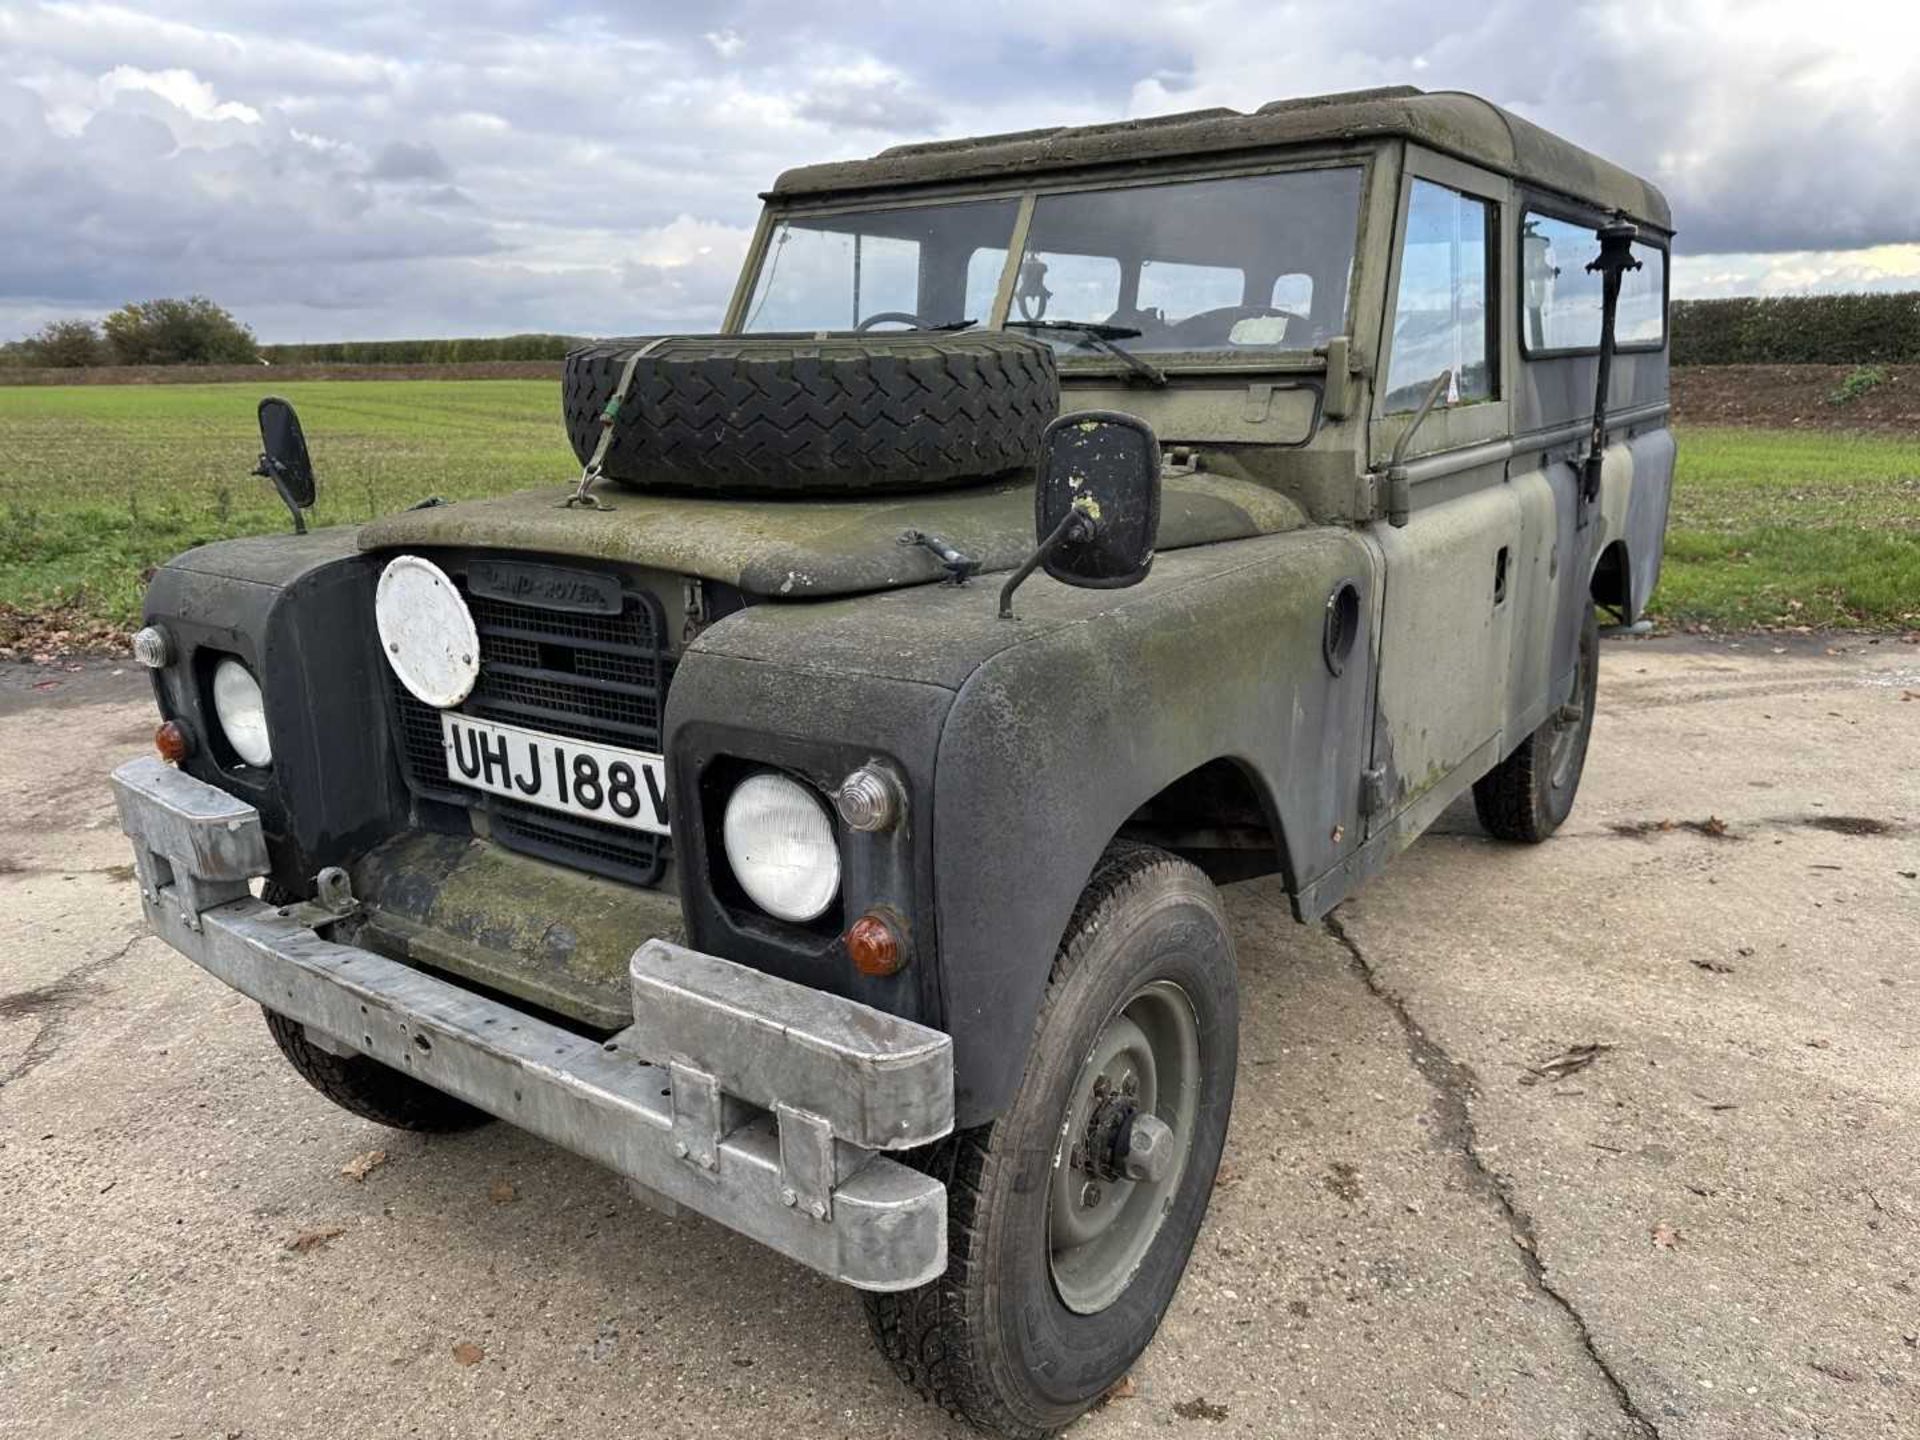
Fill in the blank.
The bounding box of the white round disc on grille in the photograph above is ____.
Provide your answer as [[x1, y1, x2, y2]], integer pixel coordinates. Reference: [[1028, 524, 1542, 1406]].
[[375, 555, 479, 709]]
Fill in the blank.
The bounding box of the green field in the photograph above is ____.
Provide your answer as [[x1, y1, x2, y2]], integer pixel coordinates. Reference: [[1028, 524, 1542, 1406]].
[[1655, 427, 1920, 629], [1, 381, 1916, 638]]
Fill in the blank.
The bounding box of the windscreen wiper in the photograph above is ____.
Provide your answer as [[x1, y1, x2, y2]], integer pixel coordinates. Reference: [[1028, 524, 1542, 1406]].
[[1003, 320, 1168, 387]]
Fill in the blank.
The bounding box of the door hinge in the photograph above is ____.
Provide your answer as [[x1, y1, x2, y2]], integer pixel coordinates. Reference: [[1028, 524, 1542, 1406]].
[[1360, 767, 1390, 817]]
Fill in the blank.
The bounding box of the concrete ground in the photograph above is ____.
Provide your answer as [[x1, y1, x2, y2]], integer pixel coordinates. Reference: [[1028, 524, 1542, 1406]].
[[1, 636, 1915, 1439]]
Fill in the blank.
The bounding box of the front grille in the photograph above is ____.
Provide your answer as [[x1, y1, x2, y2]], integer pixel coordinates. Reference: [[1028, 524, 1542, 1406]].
[[386, 561, 673, 887]]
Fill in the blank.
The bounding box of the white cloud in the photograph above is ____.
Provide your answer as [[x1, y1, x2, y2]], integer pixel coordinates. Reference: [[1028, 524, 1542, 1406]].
[[97, 64, 258, 125]]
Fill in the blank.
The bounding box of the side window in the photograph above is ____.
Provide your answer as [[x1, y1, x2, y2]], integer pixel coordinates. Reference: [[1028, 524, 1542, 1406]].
[[1016, 252, 1123, 324], [1270, 273, 1313, 314], [1522, 212, 1667, 350], [1384, 179, 1494, 413], [1138, 260, 1244, 318], [1616, 243, 1666, 344]]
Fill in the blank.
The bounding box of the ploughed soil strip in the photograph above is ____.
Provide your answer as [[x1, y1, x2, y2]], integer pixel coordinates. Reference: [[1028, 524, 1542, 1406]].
[[1672, 364, 1920, 435]]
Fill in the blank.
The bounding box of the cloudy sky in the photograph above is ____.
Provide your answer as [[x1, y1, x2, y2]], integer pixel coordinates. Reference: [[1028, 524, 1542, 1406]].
[[3, 0, 1918, 343]]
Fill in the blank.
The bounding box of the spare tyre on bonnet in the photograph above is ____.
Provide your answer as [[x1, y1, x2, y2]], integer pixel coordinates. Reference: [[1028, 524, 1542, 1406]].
[[561, 330, 1059, 494]]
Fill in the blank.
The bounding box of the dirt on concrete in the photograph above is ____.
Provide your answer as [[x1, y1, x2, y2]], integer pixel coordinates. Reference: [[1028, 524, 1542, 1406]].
[[1, 637, 1916, 1439], [1671, 364, 1920, 434]]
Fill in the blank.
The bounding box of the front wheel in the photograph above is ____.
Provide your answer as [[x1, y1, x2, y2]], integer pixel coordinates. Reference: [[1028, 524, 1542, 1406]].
[[1473, 598, 1600, 842], [263, 1008, 493, 1134], [864, 842, 1239, 1437]]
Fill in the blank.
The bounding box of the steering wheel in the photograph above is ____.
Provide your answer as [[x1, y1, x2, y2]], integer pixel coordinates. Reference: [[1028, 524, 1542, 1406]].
[[855, 311, 926, 332], [1165, 304, 1307, 346]]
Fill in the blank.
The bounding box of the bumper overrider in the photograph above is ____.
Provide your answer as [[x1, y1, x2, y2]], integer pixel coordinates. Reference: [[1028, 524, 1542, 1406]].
[[109, 755, 951, 1291]]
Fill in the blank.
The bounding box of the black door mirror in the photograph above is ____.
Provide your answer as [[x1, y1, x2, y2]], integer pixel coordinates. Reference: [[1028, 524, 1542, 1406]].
[[998, 410, 1162, 619], [252, 396, 315, 532]]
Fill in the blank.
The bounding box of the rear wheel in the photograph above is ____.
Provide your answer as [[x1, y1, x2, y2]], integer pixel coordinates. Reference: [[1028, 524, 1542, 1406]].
[[864, 842, 1238, 1437], [1473, 599, 1600, 842]]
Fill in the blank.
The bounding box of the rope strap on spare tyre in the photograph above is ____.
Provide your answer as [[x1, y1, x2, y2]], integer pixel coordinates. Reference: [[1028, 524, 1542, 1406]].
[[562, 336, 675, 509]]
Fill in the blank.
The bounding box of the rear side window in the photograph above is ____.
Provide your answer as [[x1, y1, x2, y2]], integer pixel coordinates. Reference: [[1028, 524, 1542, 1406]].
[[1384, 179, 1495, 413], [1521, 212, 1667, 352], [1138, 260, 1244, 318]]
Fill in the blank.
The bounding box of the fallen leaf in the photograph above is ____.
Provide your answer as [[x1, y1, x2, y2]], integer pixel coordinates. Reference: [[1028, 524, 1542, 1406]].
[[451, 1341, 485, 1366], [488, 1180, 518, 1205], [1806, 1037, 1833, 1050], [286, 1225, 346, 1254], [1520, 1042, 1613, 1085], [1689, 957, 1736, 974], [340, 1149, 389, 1183], [1097, 1374, 1137, 1407], [1651, 1223, 1681, 1250], [1810, 1360, 1862, 1383], [1211, 1162, 1240, 1191]]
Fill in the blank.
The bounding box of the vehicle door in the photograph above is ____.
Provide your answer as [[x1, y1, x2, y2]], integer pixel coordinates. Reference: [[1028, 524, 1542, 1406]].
[[1365, 151, 1520, 838]]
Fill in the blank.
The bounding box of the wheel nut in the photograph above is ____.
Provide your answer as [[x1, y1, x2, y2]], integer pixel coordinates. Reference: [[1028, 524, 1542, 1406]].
[[1122, 1113, 1176, 1184], [1080, 1181, 1102, 1208]]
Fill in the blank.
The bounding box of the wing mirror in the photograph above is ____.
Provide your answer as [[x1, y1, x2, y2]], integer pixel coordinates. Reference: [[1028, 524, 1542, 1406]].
[[999, 411, 1161, 619], [252, 396, 316, 533]]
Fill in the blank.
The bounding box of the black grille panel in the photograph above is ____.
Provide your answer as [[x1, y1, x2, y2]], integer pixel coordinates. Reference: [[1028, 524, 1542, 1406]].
[[385, 561, 672, 887]]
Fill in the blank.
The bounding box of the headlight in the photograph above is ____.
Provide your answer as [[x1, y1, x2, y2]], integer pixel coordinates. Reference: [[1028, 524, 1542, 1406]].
[[211, 658, 272, 767], [721, 771, 839, 922]]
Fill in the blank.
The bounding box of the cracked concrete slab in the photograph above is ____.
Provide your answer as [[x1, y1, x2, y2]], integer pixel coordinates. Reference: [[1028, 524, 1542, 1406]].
[[0, 637, 1914, 1439]]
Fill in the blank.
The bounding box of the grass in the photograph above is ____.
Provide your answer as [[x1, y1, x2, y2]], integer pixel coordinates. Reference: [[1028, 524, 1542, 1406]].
[[0, 380, 574, 632], [1655, 427, 1920, 629], [2, 382, 1916, 636]]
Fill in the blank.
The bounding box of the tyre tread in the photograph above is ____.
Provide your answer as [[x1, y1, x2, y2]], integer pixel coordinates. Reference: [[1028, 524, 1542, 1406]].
[[263, 1008, 492, 1134], [561, 333, 1059, 495]]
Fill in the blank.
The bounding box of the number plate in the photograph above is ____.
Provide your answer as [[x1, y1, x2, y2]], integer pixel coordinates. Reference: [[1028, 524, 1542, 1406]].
[[440, 714, 670, 835]]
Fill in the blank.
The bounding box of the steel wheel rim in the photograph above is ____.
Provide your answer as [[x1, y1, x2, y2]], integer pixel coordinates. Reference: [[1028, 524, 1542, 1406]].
[[1548, 625, 1595, 789], [1047, 979, 1201, 1315]]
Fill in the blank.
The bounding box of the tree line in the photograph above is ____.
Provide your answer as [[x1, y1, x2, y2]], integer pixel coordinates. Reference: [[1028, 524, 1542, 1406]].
[[2, 297, 260, 368]]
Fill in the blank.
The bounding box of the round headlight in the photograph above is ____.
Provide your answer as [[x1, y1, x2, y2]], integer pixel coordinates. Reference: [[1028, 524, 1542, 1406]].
[[211, 658, 272, 767], [721, 771, 840, 923]]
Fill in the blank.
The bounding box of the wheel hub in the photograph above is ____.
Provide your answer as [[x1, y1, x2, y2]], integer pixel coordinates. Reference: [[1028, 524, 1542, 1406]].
[[1047, 980, 1202, 1315]]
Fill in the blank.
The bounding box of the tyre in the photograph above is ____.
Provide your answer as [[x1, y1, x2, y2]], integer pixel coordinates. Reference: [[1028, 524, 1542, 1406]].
[[865, 842, 1239, 1437], [263, 1008, 493, 1133], [561, 332, 1058, 495], [1473, 598, 1600, 842]]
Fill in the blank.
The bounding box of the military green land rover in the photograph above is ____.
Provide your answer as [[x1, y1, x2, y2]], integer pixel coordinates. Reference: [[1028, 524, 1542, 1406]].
[[111, 86, 1673, 1436]]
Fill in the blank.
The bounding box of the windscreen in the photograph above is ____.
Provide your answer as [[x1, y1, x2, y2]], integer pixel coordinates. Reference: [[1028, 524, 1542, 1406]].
[[742, 165, 1365, 358]]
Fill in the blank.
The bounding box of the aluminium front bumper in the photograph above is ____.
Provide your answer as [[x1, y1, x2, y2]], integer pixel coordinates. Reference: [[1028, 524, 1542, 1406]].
[[108, 756, 951, 1291]]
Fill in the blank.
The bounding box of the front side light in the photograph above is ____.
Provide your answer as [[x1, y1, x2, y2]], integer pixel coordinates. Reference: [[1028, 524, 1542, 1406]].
[[721, 770, 840, 923], [154, 720, 192, 764], [131, 625, 173, 669], [211, 658, 272, 767], [833, 763, 902, 833]]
